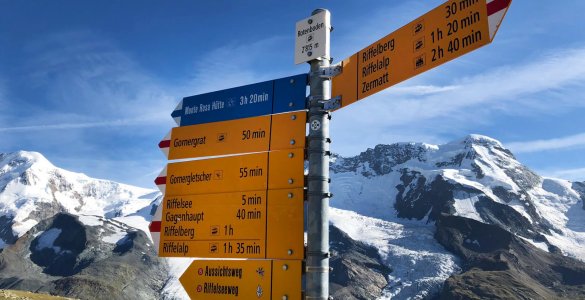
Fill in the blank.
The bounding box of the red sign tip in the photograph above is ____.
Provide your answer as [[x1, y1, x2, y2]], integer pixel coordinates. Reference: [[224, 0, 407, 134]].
[[158, 140, 171, 149], [154, 177, 166, 185]]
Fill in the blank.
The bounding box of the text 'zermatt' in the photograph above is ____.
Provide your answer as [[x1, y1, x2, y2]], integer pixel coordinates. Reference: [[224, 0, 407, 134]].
[[361, 39, 395, 93]]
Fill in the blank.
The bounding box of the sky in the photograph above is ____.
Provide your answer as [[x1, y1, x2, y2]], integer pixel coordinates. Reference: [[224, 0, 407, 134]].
[[1, 0, 584, 189]]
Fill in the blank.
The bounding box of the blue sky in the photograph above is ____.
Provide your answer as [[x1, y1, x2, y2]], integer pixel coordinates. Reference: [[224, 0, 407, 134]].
[[1, 0, 584, 188]]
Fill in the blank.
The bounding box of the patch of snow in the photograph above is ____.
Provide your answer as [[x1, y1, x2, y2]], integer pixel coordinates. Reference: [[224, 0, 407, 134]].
[[115, 215, 152, 239], [442, 169, 485, 192], [12, 219, 38, 236], [102, 229, 128, 244], [542, 178, 578, 198], [452, 192, 483, 222], [330, 172, 399, 221], [544, 230, 585, 261], [35, 228, 62, 253], [520, 236, 549, 253], [78, 215, 104, 226]]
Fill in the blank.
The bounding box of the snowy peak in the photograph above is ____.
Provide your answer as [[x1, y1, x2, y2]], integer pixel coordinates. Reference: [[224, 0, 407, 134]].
[[432, 134, 516, 170], [0, 151, 54, 169], [331, 142, 433, 176], [436, 134, 541, 193], [0, 151, 55, 188], [457, 134, 507, 150], [0, 151, 159, 243], [330, 135, 585, 262]]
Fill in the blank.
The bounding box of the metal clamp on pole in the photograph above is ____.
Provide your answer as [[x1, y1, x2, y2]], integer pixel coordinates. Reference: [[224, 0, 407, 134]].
[[306, 251, 331, 258], [307, 176, 329, 182], [323, 96, 342, 110], [306, 266, 331, 273], [308, 95, 342, 111], [310, 62, 343, 79]]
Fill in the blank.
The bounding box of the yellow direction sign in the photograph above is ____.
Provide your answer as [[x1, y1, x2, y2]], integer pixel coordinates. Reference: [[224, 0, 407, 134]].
[[332, 0, 511, 108], [159, 111, 306, 160], [155, 149, 305, 196], [153, 188, 304, 259], [180, 259, 302, 300]]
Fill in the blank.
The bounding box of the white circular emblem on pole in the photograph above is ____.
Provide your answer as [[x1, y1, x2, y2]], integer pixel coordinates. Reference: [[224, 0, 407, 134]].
[[310, 120, 321, 131]]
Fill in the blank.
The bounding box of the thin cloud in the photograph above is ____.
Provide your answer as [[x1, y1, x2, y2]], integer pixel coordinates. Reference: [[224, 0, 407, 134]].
[[506, 132, 585, 153], [0, 119, 139, 132], [542, 167, 585, 182], [184, 36, 293, 96], [384, 47, 585, 123], [16, 31, 177, 126], [335, 47, 585, 126], [386, 85, 461, 96], [331, 46, 585, 155]]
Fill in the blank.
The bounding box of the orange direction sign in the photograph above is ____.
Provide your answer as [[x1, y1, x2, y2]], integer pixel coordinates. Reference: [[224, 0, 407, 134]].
[[180, 259, 302, 300], [155, 149, 304, 196], [332, 0, 511, 108], [159, 111, 307, 160], [150, 188, 303, 259]]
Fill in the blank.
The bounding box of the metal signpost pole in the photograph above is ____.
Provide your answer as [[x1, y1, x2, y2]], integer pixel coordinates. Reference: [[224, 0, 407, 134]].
[[306, 8, 331, 300]]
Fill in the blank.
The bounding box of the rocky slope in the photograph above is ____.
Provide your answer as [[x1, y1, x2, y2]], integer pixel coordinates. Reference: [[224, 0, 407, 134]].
[[0, 213, 167, 299], [435, 214, 585, 300], [330, 225, 391, 299]]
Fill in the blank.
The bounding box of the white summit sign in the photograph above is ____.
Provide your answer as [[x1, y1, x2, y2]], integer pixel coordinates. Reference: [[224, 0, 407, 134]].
[[294, 10, 330, 64]]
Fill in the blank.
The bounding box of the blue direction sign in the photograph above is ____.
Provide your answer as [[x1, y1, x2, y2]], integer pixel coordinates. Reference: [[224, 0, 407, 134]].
[[172, 74, 307, 126]]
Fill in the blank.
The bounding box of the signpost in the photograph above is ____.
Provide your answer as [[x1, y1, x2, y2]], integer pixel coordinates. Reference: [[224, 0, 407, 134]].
[[180, 259, 302, 300], [148, 188, 304, 259], [332, 0, 512, 109], [159, 111, 306, 160], [154, 149, 305, 196], [172, 74, 307, 126], [149, 1, 512, 298]]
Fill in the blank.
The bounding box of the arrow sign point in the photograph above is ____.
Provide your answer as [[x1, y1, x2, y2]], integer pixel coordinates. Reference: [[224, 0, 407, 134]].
[[158, 131, 171, 158], [148, 203, 163, 254], [149, 220, 161, 233], [154, 167, 167, 194], [487, 0, 512, 40], [171, 99, 183, 126]]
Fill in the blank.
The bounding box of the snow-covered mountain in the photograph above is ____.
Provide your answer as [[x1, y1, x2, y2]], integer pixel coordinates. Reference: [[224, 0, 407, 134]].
[[330, 134, 585, 299], [0, 151, 169, 299], [1, 134, 584, 299], [0, 151, 160, 242]]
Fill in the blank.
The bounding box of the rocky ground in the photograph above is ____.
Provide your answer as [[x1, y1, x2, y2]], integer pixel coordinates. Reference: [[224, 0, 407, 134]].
[[329, 225, 391, 299], [0, 213, 168, 300], [435, 214, 585, 300]]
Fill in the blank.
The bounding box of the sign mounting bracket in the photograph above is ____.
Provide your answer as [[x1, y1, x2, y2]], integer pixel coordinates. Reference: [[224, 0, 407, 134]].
[[311, 62, 343, 79]]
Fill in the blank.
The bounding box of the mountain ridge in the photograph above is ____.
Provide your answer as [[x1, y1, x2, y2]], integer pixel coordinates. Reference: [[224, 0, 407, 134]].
[[330, 134, 585, 299], [0, 134, 584, 299]]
